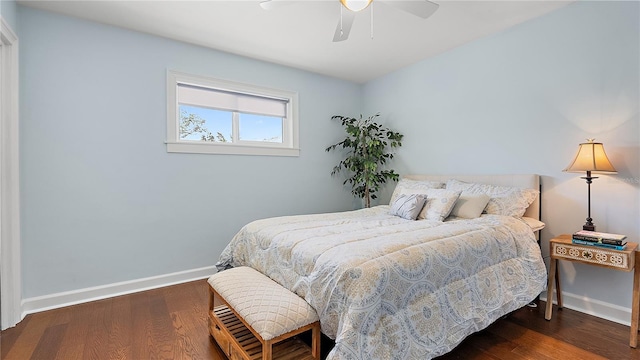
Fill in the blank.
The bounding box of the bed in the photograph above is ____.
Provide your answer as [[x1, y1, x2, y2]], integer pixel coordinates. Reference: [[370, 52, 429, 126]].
[[216, 174, 547, 359]]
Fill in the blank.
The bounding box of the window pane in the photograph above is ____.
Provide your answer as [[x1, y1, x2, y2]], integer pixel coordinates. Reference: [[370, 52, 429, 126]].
[[238, 113, 283, 143], [179, 105, 232, 143]]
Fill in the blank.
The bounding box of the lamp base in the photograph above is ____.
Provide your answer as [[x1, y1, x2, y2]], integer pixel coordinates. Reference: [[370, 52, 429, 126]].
[[583, 223, 595, 231]]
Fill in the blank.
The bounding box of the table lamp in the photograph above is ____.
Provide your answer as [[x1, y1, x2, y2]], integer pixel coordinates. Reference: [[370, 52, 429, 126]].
[[563, 139, 616, 231]]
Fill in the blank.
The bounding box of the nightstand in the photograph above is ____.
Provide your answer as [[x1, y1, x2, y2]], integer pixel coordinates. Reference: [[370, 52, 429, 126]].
[[545, 234, 640, 347]]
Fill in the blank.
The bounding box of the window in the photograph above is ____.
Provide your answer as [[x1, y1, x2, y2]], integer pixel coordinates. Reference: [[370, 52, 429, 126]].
[[166, 71, 299, 156]]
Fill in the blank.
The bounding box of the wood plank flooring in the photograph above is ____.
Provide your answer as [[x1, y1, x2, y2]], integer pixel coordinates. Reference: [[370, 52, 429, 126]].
[[2, 279, 638, 359]]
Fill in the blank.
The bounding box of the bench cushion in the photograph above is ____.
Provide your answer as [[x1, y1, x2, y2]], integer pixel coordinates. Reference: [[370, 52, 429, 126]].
[[208, 266, 319, 341]]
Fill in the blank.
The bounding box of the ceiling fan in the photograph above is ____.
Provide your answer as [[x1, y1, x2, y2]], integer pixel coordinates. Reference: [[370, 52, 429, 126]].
[[259, 0, 439, 42]]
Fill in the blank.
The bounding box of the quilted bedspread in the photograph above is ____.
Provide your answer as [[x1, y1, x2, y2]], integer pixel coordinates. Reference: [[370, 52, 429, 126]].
[[216, 206, 547, 359]]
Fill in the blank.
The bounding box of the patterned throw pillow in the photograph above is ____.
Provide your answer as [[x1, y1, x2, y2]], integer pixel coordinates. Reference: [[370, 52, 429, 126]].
[[389, 178, 445, 205], [446, 179, 539, 218], [389, 194, 428, 220], [418, 189, 462, 221]]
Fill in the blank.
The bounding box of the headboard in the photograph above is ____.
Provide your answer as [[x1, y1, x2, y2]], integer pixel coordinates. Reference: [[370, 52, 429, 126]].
[[403, 174, 541, 220]]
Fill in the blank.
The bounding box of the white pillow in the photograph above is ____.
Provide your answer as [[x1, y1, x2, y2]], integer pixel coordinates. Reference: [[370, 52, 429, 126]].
[[390, 178, 445, 205], [449, 193, 490, 219], [522, 217, 545, 231], [389, 194, 427, 220], [419, 189, 462, 221], [446, 179, 538, 218]]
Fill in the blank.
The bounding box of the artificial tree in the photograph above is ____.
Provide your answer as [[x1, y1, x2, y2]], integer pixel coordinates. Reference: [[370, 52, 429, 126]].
[[326, 113, 403, 208]]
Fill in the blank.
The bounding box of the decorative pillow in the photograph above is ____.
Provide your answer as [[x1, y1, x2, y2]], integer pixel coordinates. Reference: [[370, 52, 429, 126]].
[[389, 194, 428, 220], [445, 179, 538, 218], [449, 193, 491, 219], [522, 217, 546, 232], [418, 189, 462, 221], [389, 178, 445, 204]]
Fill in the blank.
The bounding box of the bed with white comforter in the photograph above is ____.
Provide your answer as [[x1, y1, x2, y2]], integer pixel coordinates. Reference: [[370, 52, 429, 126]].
[[216, 201, 547, 359]]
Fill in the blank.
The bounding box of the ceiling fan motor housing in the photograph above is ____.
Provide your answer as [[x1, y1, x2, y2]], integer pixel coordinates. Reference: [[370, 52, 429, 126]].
[[340, 0, 373, 12]]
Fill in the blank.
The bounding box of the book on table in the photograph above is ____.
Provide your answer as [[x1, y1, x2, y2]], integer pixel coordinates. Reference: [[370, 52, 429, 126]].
[[572, 230, 627, 246], [571, 238, 626, 251]]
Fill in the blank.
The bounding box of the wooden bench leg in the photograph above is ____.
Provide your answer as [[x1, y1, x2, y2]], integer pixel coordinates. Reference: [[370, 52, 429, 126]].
[[263, 340, 273, 360], [209, 286, 214, 312]]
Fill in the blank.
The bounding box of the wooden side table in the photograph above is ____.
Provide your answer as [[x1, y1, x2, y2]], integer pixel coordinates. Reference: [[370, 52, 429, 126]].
[[545, 234, 640, 347]]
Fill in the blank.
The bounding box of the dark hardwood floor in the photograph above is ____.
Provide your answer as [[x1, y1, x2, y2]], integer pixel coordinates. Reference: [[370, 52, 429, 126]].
[[2, 279, 638, 359]]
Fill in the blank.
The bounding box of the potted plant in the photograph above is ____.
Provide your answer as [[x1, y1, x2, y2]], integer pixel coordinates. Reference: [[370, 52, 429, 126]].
[[326, 113, 403, 208]]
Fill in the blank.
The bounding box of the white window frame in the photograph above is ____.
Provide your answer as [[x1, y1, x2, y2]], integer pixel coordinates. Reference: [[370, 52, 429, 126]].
[[166, 70, 299, 156]]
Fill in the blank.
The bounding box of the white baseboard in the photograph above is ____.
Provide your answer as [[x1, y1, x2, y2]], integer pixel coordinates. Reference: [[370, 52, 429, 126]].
[[21, 266, 217, 318], [540, 290, 632, 326], [20, 271, 632, 329]]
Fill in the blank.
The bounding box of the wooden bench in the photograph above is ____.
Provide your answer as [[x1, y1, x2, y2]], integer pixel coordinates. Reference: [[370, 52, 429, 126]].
[[207, 267, 321, 360]]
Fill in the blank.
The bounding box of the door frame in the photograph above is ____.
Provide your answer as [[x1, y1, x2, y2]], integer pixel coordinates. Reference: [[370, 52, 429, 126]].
[[1, 16, 21, 330]]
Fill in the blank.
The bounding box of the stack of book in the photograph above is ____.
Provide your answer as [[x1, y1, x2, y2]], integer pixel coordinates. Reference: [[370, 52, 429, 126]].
[[572, 230, 628, 250]]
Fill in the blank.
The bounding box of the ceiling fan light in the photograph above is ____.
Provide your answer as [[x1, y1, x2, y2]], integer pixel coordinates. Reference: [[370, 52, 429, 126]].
[[340, 0, 372, 12]]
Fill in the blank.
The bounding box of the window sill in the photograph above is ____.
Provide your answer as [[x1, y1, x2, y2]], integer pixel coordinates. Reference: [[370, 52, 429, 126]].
[[165, 142, 300, 157]]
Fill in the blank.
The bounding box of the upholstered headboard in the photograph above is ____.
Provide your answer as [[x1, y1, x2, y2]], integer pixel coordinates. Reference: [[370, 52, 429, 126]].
[[403, 174, 541, 220]]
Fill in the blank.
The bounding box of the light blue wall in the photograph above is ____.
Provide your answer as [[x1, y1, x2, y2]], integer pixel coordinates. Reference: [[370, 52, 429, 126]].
[[19, 7, 361, 297], [1, 0, 18, 31], [364, 0, 639, 311]]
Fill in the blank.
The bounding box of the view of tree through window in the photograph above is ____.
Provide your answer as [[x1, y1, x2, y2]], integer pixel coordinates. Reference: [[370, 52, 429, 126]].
[[179, 105, 231, 142], [179, 105, 283, 144]]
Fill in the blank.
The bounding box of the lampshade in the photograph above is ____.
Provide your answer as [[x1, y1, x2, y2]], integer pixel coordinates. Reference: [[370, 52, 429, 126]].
[[563, 139, 617, 174], [340, 0, 373, 12]]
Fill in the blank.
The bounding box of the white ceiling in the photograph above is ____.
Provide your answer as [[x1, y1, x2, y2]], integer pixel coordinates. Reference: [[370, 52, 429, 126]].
[[18, 0, 573, 83]]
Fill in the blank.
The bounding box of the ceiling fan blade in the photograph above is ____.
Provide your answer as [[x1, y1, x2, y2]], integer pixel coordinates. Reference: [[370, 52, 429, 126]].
[[382, 0, 439, 19], [259, 0, 292, 11], [333, 10, 356, 42]]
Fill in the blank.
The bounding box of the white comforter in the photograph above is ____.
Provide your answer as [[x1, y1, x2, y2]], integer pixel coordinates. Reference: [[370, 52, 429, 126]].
[[216, 206, 547, 359]]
